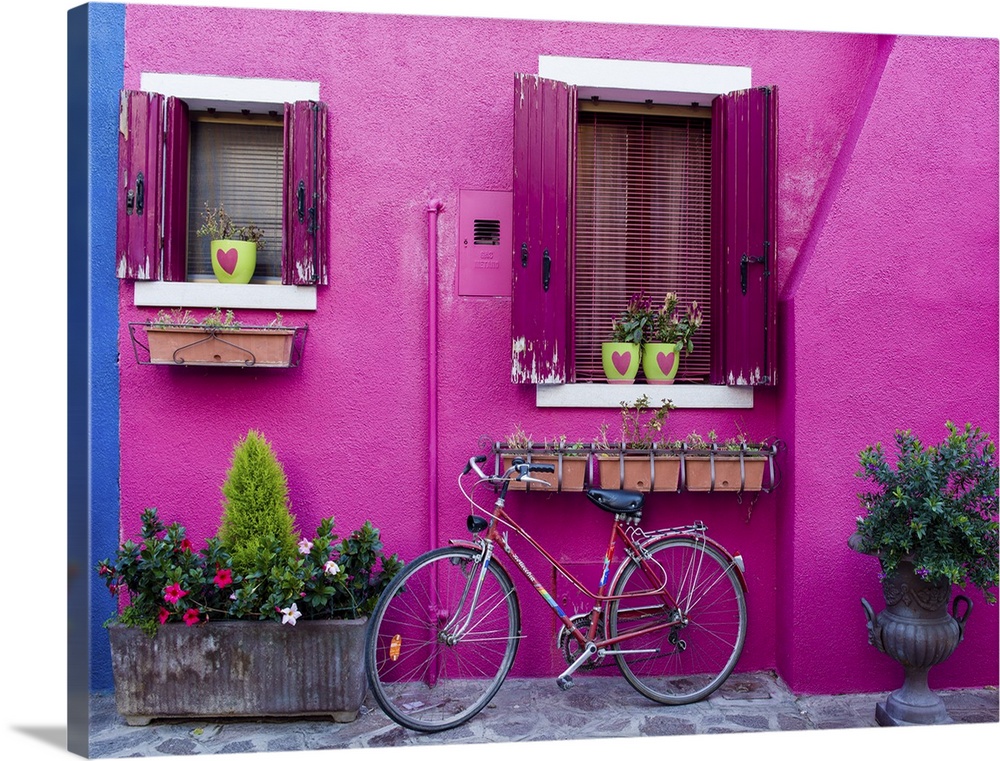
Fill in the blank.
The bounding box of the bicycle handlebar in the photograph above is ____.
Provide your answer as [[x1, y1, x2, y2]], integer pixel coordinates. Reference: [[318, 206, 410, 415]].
[[464, 455, 554, 483]]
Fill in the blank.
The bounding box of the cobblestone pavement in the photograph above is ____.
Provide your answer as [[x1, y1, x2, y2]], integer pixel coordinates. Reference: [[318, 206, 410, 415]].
[[85, 671, 999, 759]]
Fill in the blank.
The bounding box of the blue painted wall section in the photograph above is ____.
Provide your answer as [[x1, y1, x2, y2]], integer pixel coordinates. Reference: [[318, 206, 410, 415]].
[[67, 4, 124, 729]]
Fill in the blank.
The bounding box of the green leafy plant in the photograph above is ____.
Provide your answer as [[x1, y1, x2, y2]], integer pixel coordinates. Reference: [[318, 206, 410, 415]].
[[196, 203, 266, 247], [853, 422, 999, 603], [596, 395, 676, 450], [97, 509, 402, 634], [96, 430, 403, 634], [647, 292, 704, 355], [218, 430, 298, 575], [609, 292, 655, 344]]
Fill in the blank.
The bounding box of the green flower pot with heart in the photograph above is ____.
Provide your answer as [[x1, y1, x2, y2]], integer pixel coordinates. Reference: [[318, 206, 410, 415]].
[[601, 342, 641, 384], [211, 239, 257, 284], [642, 342, 680, 384]]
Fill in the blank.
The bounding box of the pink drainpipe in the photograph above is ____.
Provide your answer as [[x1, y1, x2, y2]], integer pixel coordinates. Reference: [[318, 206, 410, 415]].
[[427, 200, 443, 554], [427, 199, 444, 688]]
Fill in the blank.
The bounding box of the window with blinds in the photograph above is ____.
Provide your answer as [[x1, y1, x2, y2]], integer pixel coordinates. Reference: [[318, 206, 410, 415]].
[[187, 116, 284, 281], [574, 104, 712, 382]]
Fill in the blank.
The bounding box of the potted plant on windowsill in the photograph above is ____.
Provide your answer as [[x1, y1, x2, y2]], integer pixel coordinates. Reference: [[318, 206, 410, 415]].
[[196, 203, 266, 284], [596, 395, 679, 492], [642, 292, 703, 385], [602, 292, 653, 384], [849, 422, 998, 727], [132, 308, 306, 368], [97, 430, 403, 726]]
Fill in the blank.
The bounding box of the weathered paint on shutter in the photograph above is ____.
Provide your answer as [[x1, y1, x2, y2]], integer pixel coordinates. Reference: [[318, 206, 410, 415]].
[[161, 96, 190, 281], [711, 86, 778, 386], [283, 100, 328, 285], [116, 90, 163, 280], [511, 74, 576, 384]]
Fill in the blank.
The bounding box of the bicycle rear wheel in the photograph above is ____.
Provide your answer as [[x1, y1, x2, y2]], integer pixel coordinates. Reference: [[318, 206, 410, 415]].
[[609, 536, 746, 704], [364, 545, 520, 732]]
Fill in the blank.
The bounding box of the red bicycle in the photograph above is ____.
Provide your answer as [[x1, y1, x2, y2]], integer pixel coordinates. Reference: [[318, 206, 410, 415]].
[[364, 455, 748, 732]]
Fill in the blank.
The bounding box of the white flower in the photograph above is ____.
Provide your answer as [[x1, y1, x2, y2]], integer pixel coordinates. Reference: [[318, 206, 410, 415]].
[[280, 603, 302, 626], [324, 560, 341, 576], [298, 538, 313, 554]]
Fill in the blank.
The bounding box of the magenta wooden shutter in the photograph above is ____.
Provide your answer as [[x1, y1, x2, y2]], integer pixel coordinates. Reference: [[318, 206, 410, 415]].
[[116, 90, 163, 280], [711, 86, 778, 386], [283, 100, 328, 285], [161, 96, 190, 281], [511, 74, 576, 384]]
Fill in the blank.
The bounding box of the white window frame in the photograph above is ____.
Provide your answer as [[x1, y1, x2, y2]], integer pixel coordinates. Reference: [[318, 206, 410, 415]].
[[133, 74, 322, 312], [535, 56, 754, 409]]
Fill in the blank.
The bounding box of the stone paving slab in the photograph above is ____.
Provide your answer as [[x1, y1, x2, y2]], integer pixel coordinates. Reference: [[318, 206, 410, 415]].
[[86, 671, 999, 758]]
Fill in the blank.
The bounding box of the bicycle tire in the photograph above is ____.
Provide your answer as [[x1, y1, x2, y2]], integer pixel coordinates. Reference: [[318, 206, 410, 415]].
[[364, 545, 520, 732], [608, 536, 746, 705]]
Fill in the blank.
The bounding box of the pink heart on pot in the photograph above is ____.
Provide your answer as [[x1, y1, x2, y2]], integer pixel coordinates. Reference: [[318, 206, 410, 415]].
[[612, 350, 632, 375], [656, 350, 676, 375], [216, 247, 239, 275]]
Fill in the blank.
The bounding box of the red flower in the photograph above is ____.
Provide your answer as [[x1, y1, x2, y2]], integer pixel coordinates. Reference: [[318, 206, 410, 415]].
[[213, 568, 233, 589], [179, 539, 193, 553], [159, 607, 170, 625], [182, 608, 200, 626], [163, 583, 188, 604]]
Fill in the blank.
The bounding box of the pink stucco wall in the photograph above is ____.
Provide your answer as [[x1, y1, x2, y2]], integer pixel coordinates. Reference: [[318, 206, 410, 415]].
[[117, 6, 998, 694]]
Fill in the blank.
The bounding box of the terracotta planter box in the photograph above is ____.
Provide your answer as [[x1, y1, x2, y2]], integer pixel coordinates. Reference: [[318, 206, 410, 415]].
[[142, 325, 298, 367], [108, 619, 368, 725], [597, 454, 679, 492], [502, 453, 587, 491], [684, 453, 767, 492]]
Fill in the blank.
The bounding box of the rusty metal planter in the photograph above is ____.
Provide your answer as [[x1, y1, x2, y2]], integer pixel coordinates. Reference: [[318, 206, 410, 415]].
[[129, 323, 307, 368], [108, 619, 367, 725]]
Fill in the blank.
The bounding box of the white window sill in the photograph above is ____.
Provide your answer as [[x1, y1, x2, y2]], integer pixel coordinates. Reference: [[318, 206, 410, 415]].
[[134, 282, 317, 311], [536, 384, 753, 409]]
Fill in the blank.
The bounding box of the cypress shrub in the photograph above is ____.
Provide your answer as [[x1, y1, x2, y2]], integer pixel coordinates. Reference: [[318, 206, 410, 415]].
[[218, 429, 298, 575]]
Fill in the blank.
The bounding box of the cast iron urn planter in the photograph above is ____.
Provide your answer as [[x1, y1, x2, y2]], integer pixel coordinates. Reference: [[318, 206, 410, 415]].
[[856, 548, 972, 726]]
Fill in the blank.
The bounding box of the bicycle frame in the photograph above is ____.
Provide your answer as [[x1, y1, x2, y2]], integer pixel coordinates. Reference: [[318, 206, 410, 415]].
[[457, 460, 747, 659]]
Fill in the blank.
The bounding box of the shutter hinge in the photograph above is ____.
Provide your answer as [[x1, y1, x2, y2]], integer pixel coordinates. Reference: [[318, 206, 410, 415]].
[[740, 253, 766, 295]]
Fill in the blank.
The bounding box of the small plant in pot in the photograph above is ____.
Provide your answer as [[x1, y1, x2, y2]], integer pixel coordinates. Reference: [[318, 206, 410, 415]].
[[196, 203, 266, 284], [602, 292, 653, 384], [595, 395, 678, 491], [642, 292, 703, 385], [849, 421, 999, 726]]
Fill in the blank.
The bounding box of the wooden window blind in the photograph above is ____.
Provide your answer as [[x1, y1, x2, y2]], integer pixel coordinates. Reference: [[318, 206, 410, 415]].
[[574, 106, 712, 382]]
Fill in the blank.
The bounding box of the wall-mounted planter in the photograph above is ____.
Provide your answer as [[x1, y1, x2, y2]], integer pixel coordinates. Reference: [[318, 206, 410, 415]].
[[683, 448, 770, 492], [130, 323, 307, 368], [597, 450, 680, 492], [500, 451, 588, 491], [108, 619, 367, 725]]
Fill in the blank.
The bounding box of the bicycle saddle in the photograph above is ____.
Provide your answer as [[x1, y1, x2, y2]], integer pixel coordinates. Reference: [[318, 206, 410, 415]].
[[585, 488, 644, 515]]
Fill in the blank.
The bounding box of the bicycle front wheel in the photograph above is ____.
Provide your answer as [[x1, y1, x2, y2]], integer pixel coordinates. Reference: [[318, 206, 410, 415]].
[[364, 545, 520, 732], [608, 536, 746, 704]]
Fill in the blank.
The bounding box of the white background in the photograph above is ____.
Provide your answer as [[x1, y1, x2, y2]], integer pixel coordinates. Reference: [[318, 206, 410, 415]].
[[3, 1, 998, 759]]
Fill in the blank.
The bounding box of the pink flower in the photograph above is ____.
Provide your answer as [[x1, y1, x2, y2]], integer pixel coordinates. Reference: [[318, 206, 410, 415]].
[[163, 583, 188, 604], [298, 538, 313, 554], [158, 607, 170, 625], [214, 568, 233, 589], [182, 608, 200, 626]]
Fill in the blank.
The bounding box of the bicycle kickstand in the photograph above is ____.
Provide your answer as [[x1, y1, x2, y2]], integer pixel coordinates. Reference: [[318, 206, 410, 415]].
[[555, 642, 598, 691]]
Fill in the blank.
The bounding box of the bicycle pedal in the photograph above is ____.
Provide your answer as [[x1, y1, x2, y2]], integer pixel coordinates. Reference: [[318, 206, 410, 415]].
[[556, 676, 574, 691]]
